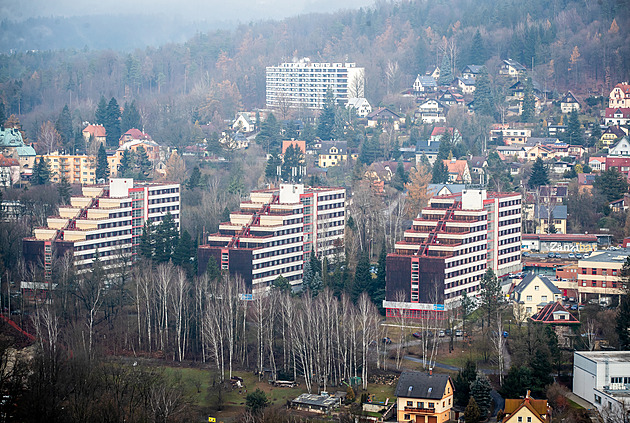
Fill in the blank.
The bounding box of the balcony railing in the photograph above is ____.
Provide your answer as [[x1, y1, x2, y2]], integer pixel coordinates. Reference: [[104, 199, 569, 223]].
[[403, 406, 436, 414]]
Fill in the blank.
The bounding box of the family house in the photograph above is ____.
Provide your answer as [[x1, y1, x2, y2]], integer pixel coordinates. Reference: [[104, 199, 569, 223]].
[[604, 108, 630, 126], [454, 77, 476, 95], [346, 97, 372, 118], [512, 275, 562, 319], [609, 137, 630, 156], [417, 99, 448, 124], [560, 91, 580, 113], [461, 65, 484, 79], [395, 371, 454, 423], [501, 391, 551, 423], [500, 59, 527, 78], [443, 159, 472, 184], [413, 75, 438, 93], [367, 108, 404, 130], [601, 126, 628, 147], [317, 141, 355, 168], [82, 124, 106, 146], [232, 112, 257, 133], [609, 82, 630, 108], [415, 139, 441, 165]]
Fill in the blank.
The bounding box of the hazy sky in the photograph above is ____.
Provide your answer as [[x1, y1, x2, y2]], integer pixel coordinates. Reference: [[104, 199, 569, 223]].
[[3, 0, 376, 22]]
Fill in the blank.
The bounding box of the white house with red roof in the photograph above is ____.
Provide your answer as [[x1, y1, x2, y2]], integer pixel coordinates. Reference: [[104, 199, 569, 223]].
[[119, 128, 152, 146], [609, 82, 630, 108], [0, 154, 20, 187], [604, 108, 630, 126], [429, 127, 462, 143]]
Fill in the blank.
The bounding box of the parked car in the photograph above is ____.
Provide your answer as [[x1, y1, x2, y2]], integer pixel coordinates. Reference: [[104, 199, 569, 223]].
[[570, 304, 578, 310], [547, 252, 555, 258], [568, 253, 575, 258], [455, 330, 463, 337], [445, 329, 452, 336], [522, 251, 530, 257], [503, 331, 509, 338], [382, 337, 392, 344], [569, 297, 576, 302], [438, 330, 446, 337], [576, 253, 583, 259], [412, 332, 421, 339], [555, 252, 562, 258]]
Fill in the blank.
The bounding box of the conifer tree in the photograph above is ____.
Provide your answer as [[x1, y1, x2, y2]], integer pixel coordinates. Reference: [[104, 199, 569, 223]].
[[432, 159, 449, 183], [121, 100, 142, 133], [374, 243, 387, 309], [352, 250, 372, 301], [187, 166, 202, 189], [139, 221, 154, 259], [95, 96, 108, 125], [74, 127, 85, 152], [317, 88, 337, 141], [57, 174, 71, 204], [454, 360, 477, 406], [256, 113, 280, 153], [265, 153, 281, 180], [31, 157, 42, 185], [119, 149, 135, 178], [96, 144, 110, 181], [469, 30, 486, 64], [528, 157, 549, 188], [0, 102, 6, 128], [474, 68, 494, 117], [567, 109, 584, 145], [135, 146, 152, 180], [521, 77, 535, 122], [464, 397, 481, 423], [37, 158, 51, 185], [438, 53, 453, 86], [530, 349, 553, 396], [281, 144, 304, 183], [470, 374, 492, 419], [105, 97, 121, 147]]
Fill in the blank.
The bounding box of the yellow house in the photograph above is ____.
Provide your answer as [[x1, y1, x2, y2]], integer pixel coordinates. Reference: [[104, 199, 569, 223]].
[[395, 371, 453, 423], [39, 152, 96, 184], [512, 275, 562, 320], [502, 391, 550, 423], [534, 205, 567, 234], [317, 141, 357, 168]]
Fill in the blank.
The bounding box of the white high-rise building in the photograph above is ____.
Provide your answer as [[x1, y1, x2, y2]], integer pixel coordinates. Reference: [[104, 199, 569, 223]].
[[266, 58, 365, 110]]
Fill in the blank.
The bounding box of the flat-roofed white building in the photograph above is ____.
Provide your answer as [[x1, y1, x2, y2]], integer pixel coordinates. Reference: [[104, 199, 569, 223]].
[[574, 351, 630, 419], [266, 58, 365, 110]]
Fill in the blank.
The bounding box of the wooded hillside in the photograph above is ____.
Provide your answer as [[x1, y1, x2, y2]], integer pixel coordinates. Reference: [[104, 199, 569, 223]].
[[0, 0, 628, 146]]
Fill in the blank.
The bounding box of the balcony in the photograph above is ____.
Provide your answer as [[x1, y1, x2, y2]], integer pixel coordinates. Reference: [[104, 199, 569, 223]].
[[404, 406, 436, 414]]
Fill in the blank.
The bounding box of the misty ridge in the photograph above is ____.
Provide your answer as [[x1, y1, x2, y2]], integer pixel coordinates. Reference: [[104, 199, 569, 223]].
[[0, 0, 628, 148], [0, 14, 237, 52]]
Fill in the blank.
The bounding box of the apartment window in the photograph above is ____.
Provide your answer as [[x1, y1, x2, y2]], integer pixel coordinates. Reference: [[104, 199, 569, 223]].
[[541, 296, 547, 302], [518, 418, 522, 423], [428, 403, 434, 408], [611, 377, 623, 384], [595, 394, 602, 404], [526, 307, 532, 313], [404, 415, 410, 420], [526, 295, 533, 302], [406, 401, 413, 406], [534, 285, 539, 291], [527, 418, 532, 423]]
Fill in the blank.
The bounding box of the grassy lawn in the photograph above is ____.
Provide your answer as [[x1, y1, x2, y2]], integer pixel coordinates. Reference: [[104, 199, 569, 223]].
[[567, 398, 585, 410]]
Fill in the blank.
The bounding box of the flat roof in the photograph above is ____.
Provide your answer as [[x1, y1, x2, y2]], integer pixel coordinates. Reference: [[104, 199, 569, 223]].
[[580, 250, 630, 264], [576, 351, 630, 362]]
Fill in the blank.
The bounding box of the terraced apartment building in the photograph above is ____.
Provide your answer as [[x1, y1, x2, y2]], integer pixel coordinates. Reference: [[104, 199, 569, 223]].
[[384, 189, 522, 319], [198, 184, 345, 295], [23, 178, 180, 281]]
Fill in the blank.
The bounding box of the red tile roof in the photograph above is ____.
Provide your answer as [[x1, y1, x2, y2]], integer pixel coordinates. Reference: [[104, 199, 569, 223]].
[[605, 108, 630, 118], [83, 124, 106, 137], [0, 154, 18, 166], [530, 301, 579, 324]]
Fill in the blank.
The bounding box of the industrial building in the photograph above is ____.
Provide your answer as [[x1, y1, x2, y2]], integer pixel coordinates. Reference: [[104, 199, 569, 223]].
[[266, 58, 364, 110], [384, 189, 522, 318], [197, 184, 345, 295], [23, 178, 180, 282]]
